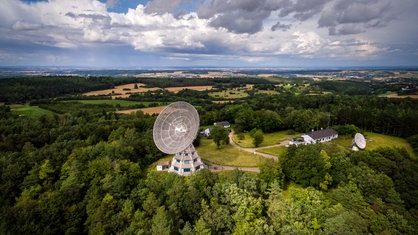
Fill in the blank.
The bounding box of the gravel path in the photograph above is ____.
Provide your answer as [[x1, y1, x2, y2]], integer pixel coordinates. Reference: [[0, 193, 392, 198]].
[[207, 131, 288, 173], [228, 131, 289, 160]]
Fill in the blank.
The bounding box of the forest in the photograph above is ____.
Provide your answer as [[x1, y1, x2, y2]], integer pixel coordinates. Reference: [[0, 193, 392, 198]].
[[1, 75, 418, 234]]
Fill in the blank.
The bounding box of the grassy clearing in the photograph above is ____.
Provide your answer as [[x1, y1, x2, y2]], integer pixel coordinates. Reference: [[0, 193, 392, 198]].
[[209, 89, 248, 99], [365, 132, 415, 157], [256, 146, 287, 157], [256, 90, 280, 95], [283, 84, 293, 90], [333, 132, 415, 158], [116, 106, 167, 115], [233, 130, 301, 148], [145, 156, 173, 174], [11, 105, 55, 116], [164, 86, 213, 93], [197, 138, 267, 167]]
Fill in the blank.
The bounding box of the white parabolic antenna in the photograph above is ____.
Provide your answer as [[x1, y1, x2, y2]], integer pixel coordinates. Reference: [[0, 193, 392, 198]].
[[354, 133, 366, 150], [153, 101, 199, 154], [153, 101, 205, 176]]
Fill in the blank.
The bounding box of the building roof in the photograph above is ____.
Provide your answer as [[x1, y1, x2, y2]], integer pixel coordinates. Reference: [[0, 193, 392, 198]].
[[157, 161, 170, 166], [215, 121, 230, 127], [306, 128, 338, 140]]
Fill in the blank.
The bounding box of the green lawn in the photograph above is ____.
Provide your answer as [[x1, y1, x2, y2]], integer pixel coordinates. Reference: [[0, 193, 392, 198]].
[[283, 84, 293, 90], [333, 132, 415, 158], [256, 146, 287, 157], [233, 130, 301, 148], [64, 99, 160, 107], [209, 89, 248, 99], [197, 138, 267, 167], [11, 105, 55, 116]]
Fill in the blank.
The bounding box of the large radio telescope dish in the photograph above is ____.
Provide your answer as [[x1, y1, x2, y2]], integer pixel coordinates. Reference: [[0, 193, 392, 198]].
[[153, 101, 199, 154], [354, 133, 366, 150]]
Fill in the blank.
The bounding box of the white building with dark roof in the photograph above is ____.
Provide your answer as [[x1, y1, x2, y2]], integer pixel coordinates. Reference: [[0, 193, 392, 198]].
[[302, 128, 338, 144], [214, 121, 231, 128]]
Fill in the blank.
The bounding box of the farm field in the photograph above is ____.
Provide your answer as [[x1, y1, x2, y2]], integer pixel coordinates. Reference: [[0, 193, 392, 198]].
[[164, 85, 213, 93], [209, 89, 248, 99], [233, 130, 301, 148], [116, 106, 167, 115], [83, 84, 214, 99], [83, 83, 160, 99], [64, 99, 157, 107], [11, 104, 55, 116], [383, 92, 418, 99], [212, 100, 234, 104], [197, 138, 267, 167]]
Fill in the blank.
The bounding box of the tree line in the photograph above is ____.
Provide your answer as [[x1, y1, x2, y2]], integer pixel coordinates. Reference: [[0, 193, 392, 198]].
[[199, 94, 418, 138]]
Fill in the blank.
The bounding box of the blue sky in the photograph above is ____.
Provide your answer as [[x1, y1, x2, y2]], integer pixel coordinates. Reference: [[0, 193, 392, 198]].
[[1, 0, 418, 68]]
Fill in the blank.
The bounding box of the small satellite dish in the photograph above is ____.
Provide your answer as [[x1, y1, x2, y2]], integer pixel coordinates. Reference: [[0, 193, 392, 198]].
[[353, 133, 366, 150], [153, 101, 205, 176]]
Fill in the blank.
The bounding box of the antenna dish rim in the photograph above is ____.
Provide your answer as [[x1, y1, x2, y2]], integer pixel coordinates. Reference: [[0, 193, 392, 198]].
[[153, 101, 199, 154], [354, 133, 366, 150]]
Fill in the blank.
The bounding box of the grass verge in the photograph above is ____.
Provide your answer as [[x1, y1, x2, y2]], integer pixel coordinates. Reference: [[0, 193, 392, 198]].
[[256, 146, 287, 157]]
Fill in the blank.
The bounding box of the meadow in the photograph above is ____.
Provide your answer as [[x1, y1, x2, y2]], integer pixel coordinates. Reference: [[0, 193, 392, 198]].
[[233, 130, 301, 148], [333, 131, 416, 158], [196, 138, 267, 167], [11, 104, 55, 116], [65, 99, 158, 107], [256, 146, 287, 157], [209, 89, 249, 99]]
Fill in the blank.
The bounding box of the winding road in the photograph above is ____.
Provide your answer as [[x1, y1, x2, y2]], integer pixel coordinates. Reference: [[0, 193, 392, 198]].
[[207, 131, 288, 173]]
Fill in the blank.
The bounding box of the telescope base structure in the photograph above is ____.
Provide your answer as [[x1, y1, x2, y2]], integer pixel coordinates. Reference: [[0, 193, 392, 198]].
[[167, 144, 206, 176]]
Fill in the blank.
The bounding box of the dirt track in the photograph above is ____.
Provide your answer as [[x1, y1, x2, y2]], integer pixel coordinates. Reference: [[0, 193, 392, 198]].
[[228, 131, 286, 160]]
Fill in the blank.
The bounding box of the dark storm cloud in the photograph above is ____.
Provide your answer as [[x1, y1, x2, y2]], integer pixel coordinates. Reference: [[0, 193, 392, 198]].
[[198, 0, 333, 34], [318, 0, 393, 35], [278, 0, 331, 21], [271, 22, 291, 31], [198, 0, 395, 36], [198, 0, 291, 34]]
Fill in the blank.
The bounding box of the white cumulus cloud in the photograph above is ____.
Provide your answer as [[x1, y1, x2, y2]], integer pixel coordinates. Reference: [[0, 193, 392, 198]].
[[0, 0, 416, 66]]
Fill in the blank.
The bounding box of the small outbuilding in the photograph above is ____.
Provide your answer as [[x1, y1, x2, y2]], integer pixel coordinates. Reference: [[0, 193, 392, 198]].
[[156, 162, 170, 171], [200, 128, 212, 137], [214, 121, 231, 128]]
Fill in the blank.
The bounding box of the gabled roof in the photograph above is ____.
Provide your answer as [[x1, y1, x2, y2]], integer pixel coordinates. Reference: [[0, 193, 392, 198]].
[[306, 128, 338, 140], [215, 121, 230, 127]]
